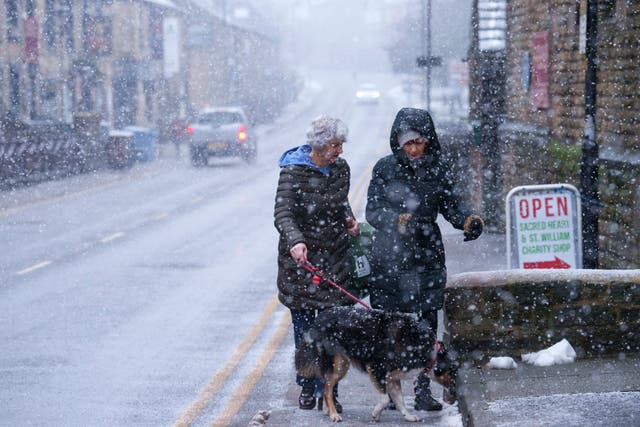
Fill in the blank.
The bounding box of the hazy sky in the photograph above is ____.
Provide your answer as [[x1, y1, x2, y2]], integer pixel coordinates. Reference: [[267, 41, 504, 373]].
[[264, 0, 472, 73]]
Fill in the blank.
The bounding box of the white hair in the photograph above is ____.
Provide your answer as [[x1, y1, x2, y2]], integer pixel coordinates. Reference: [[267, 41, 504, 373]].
[[306, 115, 348, 148]]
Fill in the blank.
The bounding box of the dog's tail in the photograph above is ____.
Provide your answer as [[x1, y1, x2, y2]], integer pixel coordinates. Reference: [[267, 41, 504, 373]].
[[294, 338, 323, 379]]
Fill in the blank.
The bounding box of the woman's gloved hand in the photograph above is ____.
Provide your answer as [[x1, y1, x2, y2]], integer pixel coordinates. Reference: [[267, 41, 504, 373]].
[[290, 242, 308, 264], [346, 217, 360, 237], [463, 215, 484, 241], [398, 213, 412, 235]]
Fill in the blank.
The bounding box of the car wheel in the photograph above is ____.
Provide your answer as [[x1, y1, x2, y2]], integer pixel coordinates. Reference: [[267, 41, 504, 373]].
[[191, 147, 206, 166], [242, 146, 257, 164]]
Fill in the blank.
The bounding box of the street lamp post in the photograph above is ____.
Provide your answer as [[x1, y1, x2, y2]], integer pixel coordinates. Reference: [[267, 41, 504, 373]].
[[580, 0, 599, 268]]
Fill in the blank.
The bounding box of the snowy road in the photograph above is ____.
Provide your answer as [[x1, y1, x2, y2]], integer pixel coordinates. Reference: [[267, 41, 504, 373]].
[[0, 70, 423, 426]]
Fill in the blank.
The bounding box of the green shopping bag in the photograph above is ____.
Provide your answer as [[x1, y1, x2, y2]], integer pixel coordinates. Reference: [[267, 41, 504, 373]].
[[349, 222, 375, 298]]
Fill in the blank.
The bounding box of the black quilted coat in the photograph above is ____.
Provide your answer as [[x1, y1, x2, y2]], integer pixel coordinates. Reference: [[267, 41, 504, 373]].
[[274, 156, 357, 310], [365, 108, 476, 314]]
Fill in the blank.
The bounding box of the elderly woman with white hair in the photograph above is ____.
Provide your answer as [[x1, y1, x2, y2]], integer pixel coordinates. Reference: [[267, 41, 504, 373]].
[[274, 115, 360, 411]]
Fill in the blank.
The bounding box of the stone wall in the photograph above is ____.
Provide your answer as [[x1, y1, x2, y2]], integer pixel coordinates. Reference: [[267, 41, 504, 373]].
[[443, 270, 640, 363], [0, 115, 108, 188]]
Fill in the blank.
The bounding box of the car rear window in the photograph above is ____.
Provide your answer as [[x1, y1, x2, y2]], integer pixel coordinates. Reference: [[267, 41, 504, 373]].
[[197, 112, 243, 126]]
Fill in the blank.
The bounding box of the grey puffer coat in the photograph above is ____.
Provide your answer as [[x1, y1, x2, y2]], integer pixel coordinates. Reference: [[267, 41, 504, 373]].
[[274, 155, 356, 310], [365, 108, 476, 314]]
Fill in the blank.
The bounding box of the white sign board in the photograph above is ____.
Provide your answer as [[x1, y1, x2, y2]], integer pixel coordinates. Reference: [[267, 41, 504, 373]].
[[163, 18, 180, 78], [506, 184, 582, 269]]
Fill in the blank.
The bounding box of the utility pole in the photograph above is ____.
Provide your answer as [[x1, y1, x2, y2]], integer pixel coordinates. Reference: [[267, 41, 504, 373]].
[[580, 0, 599, 268], [420, 0, 427, 107], [474, 0, 506, 229], [426, 0, 431, 110], [417, 0, 437, 111]]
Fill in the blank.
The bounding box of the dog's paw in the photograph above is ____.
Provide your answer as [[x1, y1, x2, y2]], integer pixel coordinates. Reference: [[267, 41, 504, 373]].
[[403, 413, 421, 422], [371, 404, 385, 422], [329, 412, 342, 422]]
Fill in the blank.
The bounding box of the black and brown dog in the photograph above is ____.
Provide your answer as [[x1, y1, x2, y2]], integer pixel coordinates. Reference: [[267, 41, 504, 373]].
[[295, 306, 457, 422]]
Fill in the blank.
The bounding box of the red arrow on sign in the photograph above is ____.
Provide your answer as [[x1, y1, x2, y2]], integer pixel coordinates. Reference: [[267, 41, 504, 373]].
[[524, 257, 571, 269]]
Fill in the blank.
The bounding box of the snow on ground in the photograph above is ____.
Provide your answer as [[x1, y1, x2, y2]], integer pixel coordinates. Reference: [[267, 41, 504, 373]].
[[486, 339, 577, 369], [522, 339, 577, 367], [487, 356, 518, 369]]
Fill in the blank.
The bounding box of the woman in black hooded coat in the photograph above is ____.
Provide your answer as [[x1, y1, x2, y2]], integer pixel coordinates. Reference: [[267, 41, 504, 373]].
[[365, 107, 483, 411]]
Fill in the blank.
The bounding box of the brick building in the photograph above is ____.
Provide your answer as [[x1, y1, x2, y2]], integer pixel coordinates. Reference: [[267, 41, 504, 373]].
[[0, 0, 292, 130], [471, 1, 640, 268], [0, 0, 187, 128]]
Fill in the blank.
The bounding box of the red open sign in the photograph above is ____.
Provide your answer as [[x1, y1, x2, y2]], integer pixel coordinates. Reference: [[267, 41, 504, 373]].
[[507, 184, 582, 269]]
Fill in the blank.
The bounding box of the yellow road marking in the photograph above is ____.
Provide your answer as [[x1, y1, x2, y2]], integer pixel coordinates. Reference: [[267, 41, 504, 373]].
[[349, 160, 376, 217], [15, 260, 52, 276], [209, 310, 291, 427], [151, 212, 169, 221], [172, 294, 281, 427], [348, 161, 371, 201], [100, 232, 125, 243]]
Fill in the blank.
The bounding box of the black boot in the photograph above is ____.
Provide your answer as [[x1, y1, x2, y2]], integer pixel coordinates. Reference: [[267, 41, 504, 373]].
[[298, 380, 316, 410], [414, 375, 442, 411]]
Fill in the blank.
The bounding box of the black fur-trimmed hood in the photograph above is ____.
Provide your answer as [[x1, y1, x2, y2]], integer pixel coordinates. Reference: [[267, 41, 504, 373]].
[[389, 107, 441, 166]]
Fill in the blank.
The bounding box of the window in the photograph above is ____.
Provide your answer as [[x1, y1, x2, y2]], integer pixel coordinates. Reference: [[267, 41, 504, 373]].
[[6, 0, 20, 42], [25, 0, 34, 16], [9, 64, 21, 114], [45, 0, 56, 48]]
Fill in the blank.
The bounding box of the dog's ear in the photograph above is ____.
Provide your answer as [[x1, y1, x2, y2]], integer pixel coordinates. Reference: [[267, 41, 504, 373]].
[[433, 343, 458, 381], [434, 342, 459, 371], [432, 342, 458, 403]]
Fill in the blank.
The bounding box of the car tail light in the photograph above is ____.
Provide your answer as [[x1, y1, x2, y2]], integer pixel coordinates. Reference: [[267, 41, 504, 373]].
[[237, 124, 247, 142], [186, 125, 194, 134]]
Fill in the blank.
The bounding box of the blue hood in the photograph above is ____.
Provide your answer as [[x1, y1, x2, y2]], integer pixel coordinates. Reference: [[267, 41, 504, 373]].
[[278, 145, 331, 175]]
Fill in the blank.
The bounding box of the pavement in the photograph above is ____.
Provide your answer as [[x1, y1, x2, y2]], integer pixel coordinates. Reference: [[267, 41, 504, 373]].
[[457, 355, 640, 427], [235, 222, 640, 427]]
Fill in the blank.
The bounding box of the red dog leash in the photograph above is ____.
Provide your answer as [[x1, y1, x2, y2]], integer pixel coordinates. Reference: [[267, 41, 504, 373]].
[[299, 260, 372, 310]]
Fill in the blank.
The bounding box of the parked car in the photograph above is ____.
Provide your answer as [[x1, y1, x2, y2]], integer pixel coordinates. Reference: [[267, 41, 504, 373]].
[[186, 107, 257, 166], [354, 83, 381, 104]]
